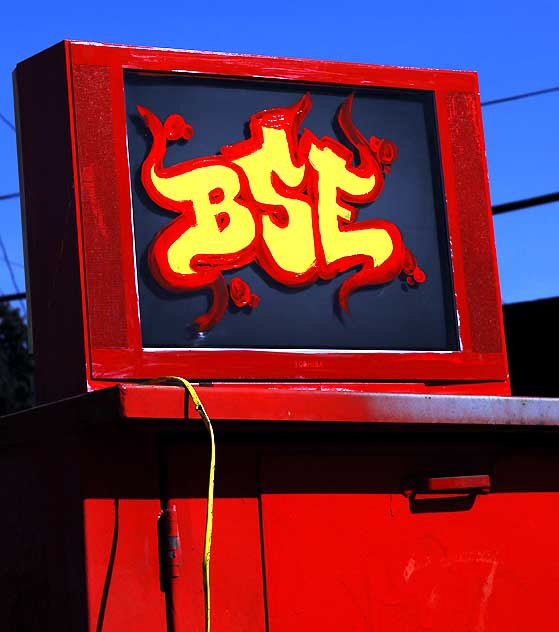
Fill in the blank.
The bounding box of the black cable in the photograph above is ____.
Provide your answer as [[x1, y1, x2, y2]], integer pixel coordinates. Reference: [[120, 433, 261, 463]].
[[0, 112, 15, 132], [0, 292, 25, 303], [0, 234, 25, 315], [482, 86, 557, 107], [0, 193, 19, 201], [492, 192, 558, 215], [95, 499, 119, 632]]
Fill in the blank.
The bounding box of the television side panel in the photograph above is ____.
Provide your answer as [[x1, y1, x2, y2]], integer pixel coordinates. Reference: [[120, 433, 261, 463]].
[[14, 41, 89, 404]]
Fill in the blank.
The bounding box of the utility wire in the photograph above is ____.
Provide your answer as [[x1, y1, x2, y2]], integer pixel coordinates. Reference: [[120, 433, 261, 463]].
[[0, 112, 15, 132], [481, 86, 558, 107], [492, 192, 558, 215], [0, 113, 28, 316], [0, 257, 25, 270], [0, 233, 25, 315], [0, 292, 25, 303]]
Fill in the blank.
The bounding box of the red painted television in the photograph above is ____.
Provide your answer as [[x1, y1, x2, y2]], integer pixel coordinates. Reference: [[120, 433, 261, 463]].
[[14, 41, 509, 403]]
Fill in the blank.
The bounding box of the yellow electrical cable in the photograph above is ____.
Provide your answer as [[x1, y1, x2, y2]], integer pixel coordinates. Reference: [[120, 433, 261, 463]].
[[149, 376, 215, 632]]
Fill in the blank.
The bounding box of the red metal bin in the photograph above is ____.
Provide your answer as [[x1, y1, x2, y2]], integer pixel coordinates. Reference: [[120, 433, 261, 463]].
[[2, 385, 559, 631]]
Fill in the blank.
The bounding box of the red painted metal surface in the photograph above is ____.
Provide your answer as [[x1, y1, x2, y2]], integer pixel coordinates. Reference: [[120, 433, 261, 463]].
[[118, 383, 557, 425], [2, 389, 559, 631], [404, 474, 492, 495], [260, 467, 559, 631], [14, 41, 509, 402], [84, 499, 166, 631]]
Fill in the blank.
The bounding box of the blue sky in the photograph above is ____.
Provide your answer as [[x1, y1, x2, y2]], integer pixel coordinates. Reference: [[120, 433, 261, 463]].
[[0, 0, 557, 312]]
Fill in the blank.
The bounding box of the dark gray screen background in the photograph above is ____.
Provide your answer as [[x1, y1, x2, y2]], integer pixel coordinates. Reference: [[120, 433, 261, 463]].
[[124, 71, 458, 350]]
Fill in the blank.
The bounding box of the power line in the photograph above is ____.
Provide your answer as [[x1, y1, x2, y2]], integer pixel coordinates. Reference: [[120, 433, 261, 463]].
[[481, 86, 558, 107], [0, 112, 15, 132], [0, 292, 25, 303], [492, 192, 558, 215], [0, 193, 19, 201], [0, 233, 25, 315]]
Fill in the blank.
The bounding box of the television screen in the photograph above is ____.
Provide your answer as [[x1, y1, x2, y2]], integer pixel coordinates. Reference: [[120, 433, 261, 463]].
[[125, 72, 458, 352]]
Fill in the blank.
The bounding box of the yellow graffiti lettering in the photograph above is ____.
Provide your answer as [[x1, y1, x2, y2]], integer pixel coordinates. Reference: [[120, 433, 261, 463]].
[[232, 126, 315, 276], [149, 164, 255, 277], [308, 143, 394, 268]]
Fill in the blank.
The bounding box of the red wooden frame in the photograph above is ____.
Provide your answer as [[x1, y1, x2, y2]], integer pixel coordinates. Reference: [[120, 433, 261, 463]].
[[15, 41, 509, 401]]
